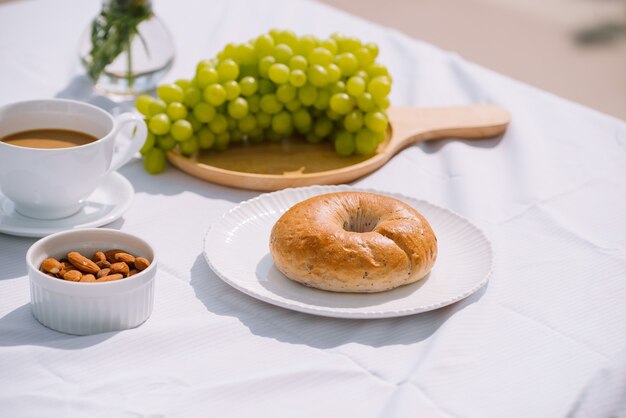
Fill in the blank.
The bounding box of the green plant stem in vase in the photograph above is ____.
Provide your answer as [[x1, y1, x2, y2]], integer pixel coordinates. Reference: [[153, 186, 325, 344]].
[[80, 0, 175, 96]]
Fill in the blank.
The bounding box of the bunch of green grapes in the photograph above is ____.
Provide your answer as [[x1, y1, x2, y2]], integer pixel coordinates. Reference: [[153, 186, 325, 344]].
[[136, 29, 392, 174]]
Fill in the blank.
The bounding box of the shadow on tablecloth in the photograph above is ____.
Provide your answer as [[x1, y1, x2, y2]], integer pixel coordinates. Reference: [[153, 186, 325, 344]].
[[0, 304, 117, 348], [189, 254, 487, 349]]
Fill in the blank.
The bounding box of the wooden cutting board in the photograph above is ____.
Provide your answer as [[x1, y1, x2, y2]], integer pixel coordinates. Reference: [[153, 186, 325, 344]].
[[167, 104, 510, 191]]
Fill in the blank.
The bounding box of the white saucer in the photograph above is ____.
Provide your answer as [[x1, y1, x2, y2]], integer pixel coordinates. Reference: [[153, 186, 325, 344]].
[[0, 172, 134, 238]]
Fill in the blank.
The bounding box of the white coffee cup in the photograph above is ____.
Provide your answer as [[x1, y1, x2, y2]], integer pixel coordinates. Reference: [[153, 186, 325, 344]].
[[0, 99, 146, 219]]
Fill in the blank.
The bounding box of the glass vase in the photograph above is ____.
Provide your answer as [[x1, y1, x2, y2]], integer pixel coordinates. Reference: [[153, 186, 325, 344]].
[[79, 0, 175, 97]]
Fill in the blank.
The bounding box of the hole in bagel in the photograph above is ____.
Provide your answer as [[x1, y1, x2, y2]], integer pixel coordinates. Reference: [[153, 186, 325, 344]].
[[342, 206, 379, 233]]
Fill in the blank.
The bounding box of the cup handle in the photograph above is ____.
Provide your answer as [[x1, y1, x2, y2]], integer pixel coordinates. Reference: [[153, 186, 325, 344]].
[[106, 112, 148, 175]]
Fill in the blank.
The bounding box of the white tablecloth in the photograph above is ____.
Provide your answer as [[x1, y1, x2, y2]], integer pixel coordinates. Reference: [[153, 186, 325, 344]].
[[1, 1, 626, 416]]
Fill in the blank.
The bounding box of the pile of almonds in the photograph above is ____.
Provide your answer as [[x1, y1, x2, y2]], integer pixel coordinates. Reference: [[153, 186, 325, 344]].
[[40, 249, 151, 283]]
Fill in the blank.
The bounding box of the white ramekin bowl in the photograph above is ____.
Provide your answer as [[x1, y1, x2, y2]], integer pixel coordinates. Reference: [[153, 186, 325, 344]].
[[26, 228, 157, 335]]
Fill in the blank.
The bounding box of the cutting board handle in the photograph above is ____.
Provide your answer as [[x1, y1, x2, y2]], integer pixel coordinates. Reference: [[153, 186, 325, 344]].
[[386, 105, 511, 153]]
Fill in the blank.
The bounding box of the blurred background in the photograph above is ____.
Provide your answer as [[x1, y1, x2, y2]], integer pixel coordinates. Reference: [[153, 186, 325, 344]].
[[319, 0, 626, 120]]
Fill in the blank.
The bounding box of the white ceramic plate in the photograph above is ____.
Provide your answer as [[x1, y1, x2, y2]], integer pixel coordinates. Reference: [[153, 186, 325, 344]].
[[204, 185, 493, 319], [0, 172, 134, 238]]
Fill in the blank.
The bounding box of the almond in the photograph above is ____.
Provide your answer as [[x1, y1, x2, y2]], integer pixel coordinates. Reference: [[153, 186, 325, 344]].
[[67, 251, 100, 274], [63, 270, 82, 282], [96, 260, 111, 269], [92, 251, 106, 263], [134, 257, 150, 271], [41, 258, 62, 274], [98, 274, 124, 282], [115, 252, 135, 264], [59, 262, 77, 277], [80, 274, 97, 282], [97, 268, 111, 279], [128, 269, 139, 276], [104, 249, 124, 263], [110, 262, 129, 277]]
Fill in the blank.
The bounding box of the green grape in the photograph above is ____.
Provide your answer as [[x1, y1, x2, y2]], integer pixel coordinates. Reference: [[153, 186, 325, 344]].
[[254, 34, 275, 57], [196, 59, 212, 73], [297, 84, 317, 106], [214, 132, 230, 150], [355, 70, 370, 82], [196, 67, 219, 88], [306, 133, 323, 143], [249, 127, 264, 142], [223, 80, 241, 100], [366, 63, 389, 77], [157, 84, 184, 103], [357, 92, 376, 112], [364, 111, 388, 133], [226, 116, 238, 130], [156, 134, 176, 151], [197, 127, 215, 149], [217, 59, 239, 82], [179, 135, 199, 156], [289, 69, 307, 87], [193, 102, 216, 123], [258, 78, 275, 95], [187, 113, 203, 132], [268, 63, 290, 84], [365, 42, 379, 59], [143, 148, 166, 174], [368, 76, 391, 99], [238, 114, 257, 133], [273, 44, 293, 64], [346, 76, 366, 97], [320, 38, 338, 55], [183, 88, 202, 108], [271, 111, 292, 135], [285, 99, 301, 112], [334, 130, 355, 156], [374, 130, 386, 144], [308, 47, 333, 66], [170, 119, 193, 142], [204, 84, 227, 106], [313, 117, 333, 138], [174, 79, 192, 90], [220, 43, 237, 60], [247, 94, 261, 112], [338, 36, 362, 53], [289, 55, 308, 71], [292, 108, 312, 132], [209, 114, 228, 134], [329, 81, 346, 94], [313, 89, 330, 110], [274, 30, 298, 47], [355, 129, 378, 155], [354, 48, 374, 67], [295, 35, 318, 56], [231, 130, 245, 143], [258, 56, 276, 77], [235, 43, 256, 66], [240, 76, 258, 96], [335, 53, 358, 77], [326, 63, 341, 83], [149, 113, 171, 135], [344, 110, 364, 132], [227, 97, 249, 119], [307, 65, 328, 87], [140, 131, 155, 156], [166, 102, 187, 121], [257, 112, 272, 128], [276, 84, 296, 103], [326, 109, 342, 121], [135, 95, 153, 116], [238, 64, 258, 79], [329, 93, 354, 114], [148, 99, 167, 117], [260, 94, 283, 114], [375, 95, 390, 109]]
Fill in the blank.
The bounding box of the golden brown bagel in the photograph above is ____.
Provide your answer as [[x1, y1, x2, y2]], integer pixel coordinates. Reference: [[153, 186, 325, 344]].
[[269, 192, 437, 293]]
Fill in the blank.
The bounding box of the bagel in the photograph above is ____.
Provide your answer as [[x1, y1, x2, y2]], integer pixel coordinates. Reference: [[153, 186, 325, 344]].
[[269, 192, 437, 293]]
